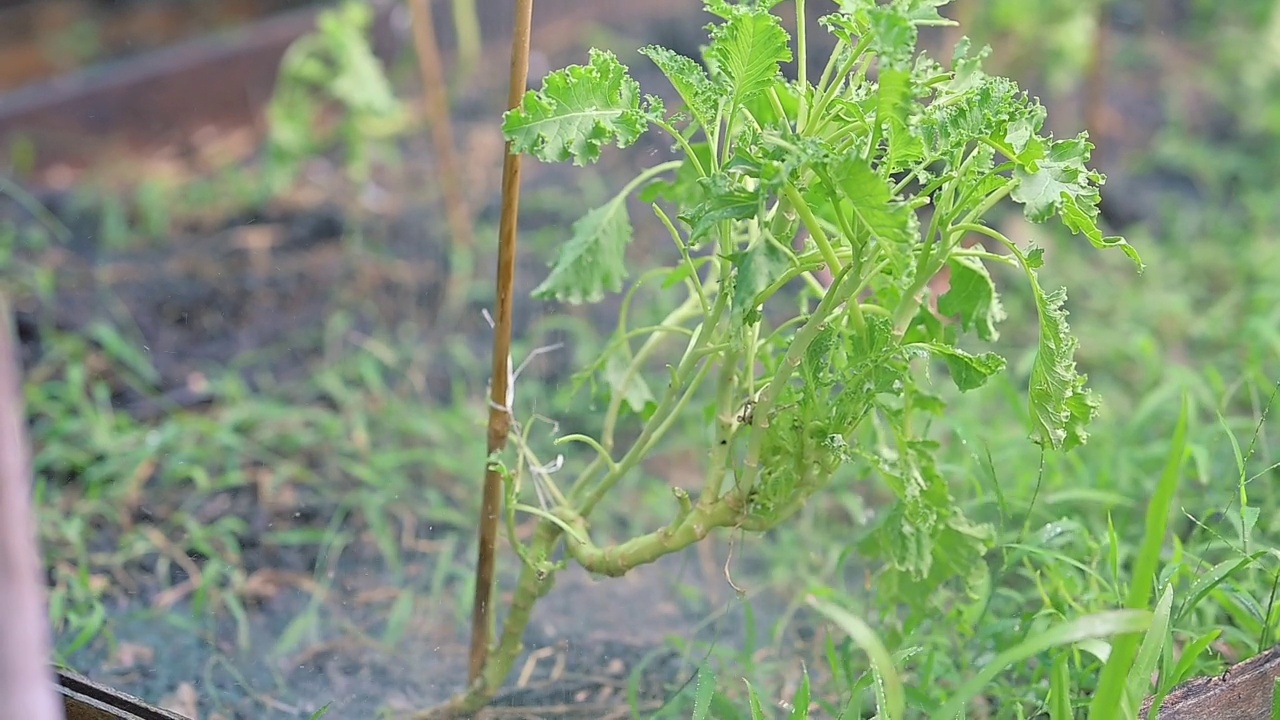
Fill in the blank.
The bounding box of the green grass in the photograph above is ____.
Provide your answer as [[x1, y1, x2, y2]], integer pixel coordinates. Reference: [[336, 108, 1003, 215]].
[[9, 4, 1280, 718], [28, 316, 492, 658], [16, 144, 1280, 720]]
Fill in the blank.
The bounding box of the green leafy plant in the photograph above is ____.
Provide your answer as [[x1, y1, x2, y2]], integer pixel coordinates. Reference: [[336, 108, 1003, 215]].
[[425, 0, 1141, 714], [264, 0, 409, 190]]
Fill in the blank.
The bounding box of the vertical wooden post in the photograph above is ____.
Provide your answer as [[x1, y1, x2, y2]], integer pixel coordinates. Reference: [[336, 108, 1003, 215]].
[[469, 0, 535, 685], [0, 297, 64, 720]]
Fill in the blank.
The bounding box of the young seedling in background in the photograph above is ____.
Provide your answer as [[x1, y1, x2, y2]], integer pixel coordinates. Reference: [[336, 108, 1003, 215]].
[[268, 0, 478, 318], [264, 0, 409, 191], [449, 0, 482, 91], [425, 0, 1142, 715]]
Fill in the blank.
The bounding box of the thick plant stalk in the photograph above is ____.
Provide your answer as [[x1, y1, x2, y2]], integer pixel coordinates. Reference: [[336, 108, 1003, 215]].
[[0, 296, 65, 720], [407, 0, 475, 321], [469, 0, 535, 691], [414, 522, 562, 719]]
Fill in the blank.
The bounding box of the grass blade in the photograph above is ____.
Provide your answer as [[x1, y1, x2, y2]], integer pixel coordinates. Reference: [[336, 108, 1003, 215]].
[[1168, 628, 1223, 687], [1089, 394, 1188, 719], [382, 589, 415, 647], [931, 610, 1152, 720], [1144, 628, 1221, 717], [1176, 554, 1261, 624], [744, 679, 768, 720], [807, 595, 904, 720], [1049, 652, 1072, 720], [789, 665, 811, 719], [692, 665, 716, 720], [1126, 584, 1173, 707]]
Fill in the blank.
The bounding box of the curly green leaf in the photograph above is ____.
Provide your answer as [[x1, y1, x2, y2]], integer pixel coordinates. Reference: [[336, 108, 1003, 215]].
[[640, 46, 720, 131], [937, 256, 1006, 342], [916, 343, 1007, 392], [707, 10, 792, 109], [503, 49, 653, 166], [532, 193, 633, 304]]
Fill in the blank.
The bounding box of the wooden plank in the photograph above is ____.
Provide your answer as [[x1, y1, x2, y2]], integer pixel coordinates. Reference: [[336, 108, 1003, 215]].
[[1141, 645, 1280, 719], [57, 668, 189, 720]]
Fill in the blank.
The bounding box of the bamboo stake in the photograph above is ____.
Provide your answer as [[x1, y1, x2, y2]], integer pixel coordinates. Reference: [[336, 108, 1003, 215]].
[[469, 0, 535, 685]]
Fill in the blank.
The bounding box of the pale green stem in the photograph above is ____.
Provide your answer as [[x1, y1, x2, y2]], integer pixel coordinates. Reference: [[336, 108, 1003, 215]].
[[891, 157, 938, 195], [741, 265, 859, 488], [419, 521, 563, 718], [600, 295, 701, 452], [619, 160, 683, 198], [787, 178, 866, 337], [511, 504, 583, 541], [953, 248, 1018, 265], [656, 120, 709, 178], [507, 430, 571, 508], [744, 324, 759, 400], [811, 31, 844, 100], [956, 180, 1015, 230], [578, 359, 716, 518], [654, 204, 710, 312], [571, 287, 729, 511], [608, 324, 696, 347], [953, 222, 1019, 253], [753, 250, 825, 306], [702, 345, 742, 503], [795, 0, 808, 127], [571, 280, 715, 501], [803, 34, 869, 136], [557, 494, 743, 577], [783, 183, 842, 274], [889, 165, 971, 333], [767, 88, 790, 130], [554, 434, 619, 474], [891, 176, 1015, 336]]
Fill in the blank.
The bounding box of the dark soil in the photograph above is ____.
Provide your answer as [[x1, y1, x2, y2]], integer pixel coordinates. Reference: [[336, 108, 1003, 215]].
[[64, 545, 773, 719], [12, 199, 435, 399]]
